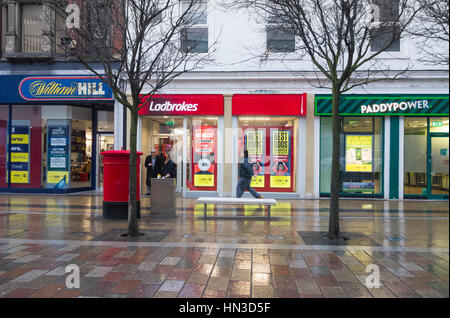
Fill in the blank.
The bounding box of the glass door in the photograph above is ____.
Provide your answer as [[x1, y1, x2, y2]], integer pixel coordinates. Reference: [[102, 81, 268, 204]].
[[96, 133, 114, 190], [429, 134, 449, 199]]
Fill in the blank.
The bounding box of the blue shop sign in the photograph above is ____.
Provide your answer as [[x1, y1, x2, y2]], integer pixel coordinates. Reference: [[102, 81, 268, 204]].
[[0, 75, 114, 104]]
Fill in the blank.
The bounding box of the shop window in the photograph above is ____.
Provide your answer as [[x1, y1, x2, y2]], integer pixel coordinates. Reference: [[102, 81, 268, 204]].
[[186, 117, 218, 191], [181, 0, 208, 53], [430, 117, 449, 133], [404, 117, 428, 195], [370, 0, 401, 52], [8, 106, 44, 189], [320, 117, 383, 195], [238, 116, 298, 193], [97, 110, 114, 132]]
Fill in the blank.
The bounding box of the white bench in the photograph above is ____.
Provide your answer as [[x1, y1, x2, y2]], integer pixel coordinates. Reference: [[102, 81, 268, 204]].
[[197, 197, 277, 219]]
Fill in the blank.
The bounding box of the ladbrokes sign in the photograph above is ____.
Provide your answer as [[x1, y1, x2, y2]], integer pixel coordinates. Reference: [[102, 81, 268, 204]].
[[19, 76, 113, 101], [139, 94, 224, 116]]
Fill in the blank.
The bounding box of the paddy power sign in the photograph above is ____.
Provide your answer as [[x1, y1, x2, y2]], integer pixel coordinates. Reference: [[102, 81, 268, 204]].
[[315, 94, 449, 116]]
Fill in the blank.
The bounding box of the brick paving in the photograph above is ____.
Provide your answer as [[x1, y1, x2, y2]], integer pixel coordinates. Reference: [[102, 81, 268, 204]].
[[0, 195, 448, 298]]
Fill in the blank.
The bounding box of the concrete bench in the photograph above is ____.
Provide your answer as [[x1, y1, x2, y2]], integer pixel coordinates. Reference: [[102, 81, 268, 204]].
[[197, 197, 277, 219]]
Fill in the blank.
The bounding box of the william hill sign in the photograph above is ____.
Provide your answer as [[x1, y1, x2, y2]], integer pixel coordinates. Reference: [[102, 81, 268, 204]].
[[18, 76, 113, 101], [315, 94, 449, 116]]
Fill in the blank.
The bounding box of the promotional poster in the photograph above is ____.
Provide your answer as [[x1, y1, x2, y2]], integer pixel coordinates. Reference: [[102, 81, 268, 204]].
[[270, 129, 291, 188], [46, 120, 70, 189], [345, 135, 373, 172], [244, 128, 265, 188], [7, 123, 30, 184], [193, 126, 216, 188]]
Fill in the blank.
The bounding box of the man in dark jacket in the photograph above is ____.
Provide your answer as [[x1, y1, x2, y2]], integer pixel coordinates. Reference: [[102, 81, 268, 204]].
[[236, 150, 263, 198], [144, 150, 163, 195]]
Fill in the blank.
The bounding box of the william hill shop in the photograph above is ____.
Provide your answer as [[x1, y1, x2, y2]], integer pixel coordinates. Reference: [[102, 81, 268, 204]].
[[315, 94, 449, 200], [0, 75, 115, 193]]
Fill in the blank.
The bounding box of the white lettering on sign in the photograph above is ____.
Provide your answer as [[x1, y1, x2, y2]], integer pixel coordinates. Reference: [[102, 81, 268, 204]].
[[149, 101, 199, 113], [361, 100, 430, 114]]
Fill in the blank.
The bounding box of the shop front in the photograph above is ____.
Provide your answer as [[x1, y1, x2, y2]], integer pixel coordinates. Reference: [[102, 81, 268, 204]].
[[231, 94, 307, 197], [138, 94, 224, 196], [315, 94, 449, 199], [0, 75, 115, 193]]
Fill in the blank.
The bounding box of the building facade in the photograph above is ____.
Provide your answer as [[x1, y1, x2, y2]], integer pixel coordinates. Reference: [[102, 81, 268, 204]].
[[0, 0, 124, 193], [131, 0, 449, 200], [1, 0, 448, 200]]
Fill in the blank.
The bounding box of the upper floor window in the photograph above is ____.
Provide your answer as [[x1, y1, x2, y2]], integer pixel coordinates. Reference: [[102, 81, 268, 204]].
[[22, 4, 45, 53], [266, 10, 295, 53], [370, 0, 401, 52], [180, 0, 208, 53]]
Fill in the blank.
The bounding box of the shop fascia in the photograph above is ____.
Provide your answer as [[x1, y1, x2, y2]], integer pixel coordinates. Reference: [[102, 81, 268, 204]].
[[315, 94, 449, 116], [138, 94, 224, 116], [361, 100, 430, 114], [147, 101, 198, 112]]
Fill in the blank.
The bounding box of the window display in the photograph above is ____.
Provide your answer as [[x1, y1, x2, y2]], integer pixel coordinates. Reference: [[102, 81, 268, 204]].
[[187, 117, 218, 191], [320, 117, 383, 195], [238, 117, 297, 193]]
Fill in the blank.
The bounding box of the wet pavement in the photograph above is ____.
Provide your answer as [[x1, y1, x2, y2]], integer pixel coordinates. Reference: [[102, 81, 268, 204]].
[[0, 194, 448, 298]]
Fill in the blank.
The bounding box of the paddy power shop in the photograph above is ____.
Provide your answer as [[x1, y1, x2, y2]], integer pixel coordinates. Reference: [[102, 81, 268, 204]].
[[0, 75, 114, 193], [138, 94, 224, 196], [232, 94, 307, 196], [316, 94, 449, 199]]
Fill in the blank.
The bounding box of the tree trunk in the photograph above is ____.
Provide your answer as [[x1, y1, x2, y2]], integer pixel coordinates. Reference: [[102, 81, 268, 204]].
[[128, 107, 139, 237], [328, 84, 341, 240]]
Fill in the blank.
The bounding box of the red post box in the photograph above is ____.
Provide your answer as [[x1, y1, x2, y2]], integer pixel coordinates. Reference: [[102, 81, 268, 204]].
[[101, 150, 143, 219]]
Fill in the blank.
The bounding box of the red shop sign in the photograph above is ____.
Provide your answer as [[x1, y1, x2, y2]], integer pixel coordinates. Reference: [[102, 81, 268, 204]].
[[139, 94, 224, 116], [232, 94, 307, 116]]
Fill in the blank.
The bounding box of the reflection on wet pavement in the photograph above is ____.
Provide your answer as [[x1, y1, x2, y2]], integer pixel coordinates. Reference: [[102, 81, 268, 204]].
[[0, 194, 448, 298]]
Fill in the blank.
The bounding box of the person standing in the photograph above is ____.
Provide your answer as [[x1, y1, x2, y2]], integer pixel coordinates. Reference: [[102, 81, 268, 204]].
[[236, 150, 263, 198], [144, 149, 162, 195], [162, 152, 177, 178]]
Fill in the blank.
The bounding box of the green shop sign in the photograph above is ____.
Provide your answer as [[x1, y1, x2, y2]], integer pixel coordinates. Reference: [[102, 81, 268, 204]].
[[315, 94, 449, 116]]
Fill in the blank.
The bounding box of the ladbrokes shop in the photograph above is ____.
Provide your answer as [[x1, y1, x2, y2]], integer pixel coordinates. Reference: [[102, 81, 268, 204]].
[[137, 93, 307, 198]]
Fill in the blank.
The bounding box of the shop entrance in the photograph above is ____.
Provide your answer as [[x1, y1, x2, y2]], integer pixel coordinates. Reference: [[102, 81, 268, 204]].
[[429, 134, 449, 199], [97, 133, 114, 190], [143, 117, 184, 193]]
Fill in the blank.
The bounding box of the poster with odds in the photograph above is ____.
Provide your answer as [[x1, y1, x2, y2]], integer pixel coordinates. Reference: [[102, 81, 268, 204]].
[[244, 128, 265, 188], [193, 126, 216, 187], [345, 135, 373, 172], [270, 129, 291, 188], [46, 122, 70, 188], [7, 123, 30, 184]]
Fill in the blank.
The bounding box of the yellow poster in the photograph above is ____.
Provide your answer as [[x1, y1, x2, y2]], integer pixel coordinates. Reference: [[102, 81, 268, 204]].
[[272, 131, 289, 155], [250, 175, 264, 188], [246, 131, 263, 155], [10, 171, 29, 184], [345, 135, 373, 172], [194, 174, 214, 187], [47, 171, 69, 184], [270, 176, 291, 188], [11, 152, 29, 162], [11, 134, 29, 144]]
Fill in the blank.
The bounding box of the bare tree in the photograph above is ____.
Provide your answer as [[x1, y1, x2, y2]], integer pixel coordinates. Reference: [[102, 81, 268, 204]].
[[225, 0, 421, 240], [409, 0, 449, 65], [49, 0, 214, 237]]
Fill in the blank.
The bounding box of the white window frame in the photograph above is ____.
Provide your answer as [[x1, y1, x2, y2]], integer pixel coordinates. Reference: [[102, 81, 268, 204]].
[[180, 0, 209, 54]]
